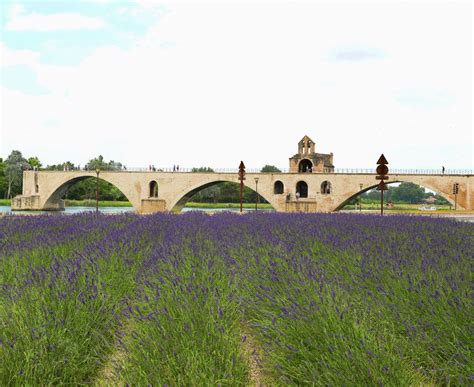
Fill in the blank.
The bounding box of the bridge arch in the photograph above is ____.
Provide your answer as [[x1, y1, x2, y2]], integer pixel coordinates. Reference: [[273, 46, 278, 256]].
[[42, 174, 138, 211], [334, 180, 458, 211], [168, 179, 277, 212]]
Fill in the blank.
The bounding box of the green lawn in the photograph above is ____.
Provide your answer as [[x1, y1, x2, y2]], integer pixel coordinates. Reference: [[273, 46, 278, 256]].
[[184, 202, 273, 209], [64, 200, 132, 207]]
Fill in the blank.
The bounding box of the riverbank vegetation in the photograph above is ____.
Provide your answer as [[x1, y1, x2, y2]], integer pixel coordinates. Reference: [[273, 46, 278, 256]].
[[1, 213, 471, 384], [185, 202, 273, 209]]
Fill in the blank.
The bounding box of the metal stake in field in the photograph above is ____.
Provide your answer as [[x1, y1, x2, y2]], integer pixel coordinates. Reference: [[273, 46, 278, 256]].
[[376, 154, 389, 215], [254, 177, 259, 212], [453, 183, 459, 211], [238, 161, 246, 213], [95, 168, 100, 214]]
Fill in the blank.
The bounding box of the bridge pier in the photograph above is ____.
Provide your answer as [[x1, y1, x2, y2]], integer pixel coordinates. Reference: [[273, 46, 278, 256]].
[[141, 198, 167, 213], [12, 195, 65, 211]]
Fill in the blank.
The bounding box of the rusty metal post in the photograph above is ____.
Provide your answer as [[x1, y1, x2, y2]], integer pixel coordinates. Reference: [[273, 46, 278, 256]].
[[381, 188, 384, 215], [238, 161, 246, 213], [376, 155, 389, 216], [453, 183, 459, 211]]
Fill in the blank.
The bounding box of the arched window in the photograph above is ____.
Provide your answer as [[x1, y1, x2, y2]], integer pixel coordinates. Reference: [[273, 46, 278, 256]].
[[274, 180, 284, 194], [296, 181, 308, 198], [298, 159, 313, 173], [149, 181, 158, 198], [321, 181, 332, 194]]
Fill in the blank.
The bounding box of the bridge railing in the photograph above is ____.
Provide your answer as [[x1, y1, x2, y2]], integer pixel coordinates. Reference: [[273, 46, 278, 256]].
[[36, 167, 473, 175], [333, 168, 473, 175], [124, 167, 473, 175]]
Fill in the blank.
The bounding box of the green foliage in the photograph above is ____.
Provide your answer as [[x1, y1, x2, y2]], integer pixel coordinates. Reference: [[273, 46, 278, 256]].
[[0, 158, 8, 199], [27, 156, 42, 169], [1, 214, 471, 384], [260, 165, 282, 173], [189, 182, 268, 204], [185, 202, 273, 209], [45, 156, 127, 201], [191, 167, 215, 173], [428, 193, 449, 205], [85, 155, 122, 171], [4, 150, 29, 198], [45, 161, 76, 171], [362, 183, 434, 204], [65, 179, 127, 201], [391, 182, 425, 203], [64, 200, 131, 207]]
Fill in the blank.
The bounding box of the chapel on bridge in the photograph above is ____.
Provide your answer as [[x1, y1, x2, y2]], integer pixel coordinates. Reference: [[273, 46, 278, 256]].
[[289, 135, 334, 173]]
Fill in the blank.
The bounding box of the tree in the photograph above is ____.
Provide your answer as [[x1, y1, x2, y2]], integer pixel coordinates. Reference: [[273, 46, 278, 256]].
[[28, 156, 42, 170], [45, 161, 76, 171], [4, 150, 28, 198], [66, 156, 125, 201], [0, 158, 8, 198], [261, 165, 281, 173], [192, 167, 215, 173], [85, 155, 122, 171], [391, 182, 425, 204], [430, 193, 449, 205]]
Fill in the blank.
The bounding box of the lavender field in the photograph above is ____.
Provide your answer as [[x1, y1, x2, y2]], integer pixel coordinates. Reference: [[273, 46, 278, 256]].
[[0, 212, 472, 385]]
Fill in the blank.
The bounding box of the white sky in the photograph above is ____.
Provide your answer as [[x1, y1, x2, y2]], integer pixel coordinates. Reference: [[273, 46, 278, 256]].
[[1, 0, 472, 170]]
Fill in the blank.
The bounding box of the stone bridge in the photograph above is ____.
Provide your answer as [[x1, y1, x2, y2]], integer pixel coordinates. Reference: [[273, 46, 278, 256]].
[[12, 170, 473, 213]]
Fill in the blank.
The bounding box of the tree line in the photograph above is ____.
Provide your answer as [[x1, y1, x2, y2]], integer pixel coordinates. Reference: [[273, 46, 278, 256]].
[[359, 183, 448, 205]]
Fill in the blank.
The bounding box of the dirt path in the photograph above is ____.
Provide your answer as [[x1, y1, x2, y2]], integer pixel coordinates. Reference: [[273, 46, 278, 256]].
[[241, 325, 268, 386], [94, 346, 127, 386]]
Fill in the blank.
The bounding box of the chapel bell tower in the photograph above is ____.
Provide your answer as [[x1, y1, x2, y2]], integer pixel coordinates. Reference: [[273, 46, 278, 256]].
[[289, 135, 334, 173]]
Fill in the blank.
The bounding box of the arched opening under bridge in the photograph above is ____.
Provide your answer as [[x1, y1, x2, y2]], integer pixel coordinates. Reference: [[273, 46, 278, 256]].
[[336, 181, 454, 212], [43, 176, 133, 213], [171, 180, 275, 212]]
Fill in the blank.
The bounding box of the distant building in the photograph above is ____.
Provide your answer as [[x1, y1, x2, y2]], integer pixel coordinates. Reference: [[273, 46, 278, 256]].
[[289, 135, 334, 173], [424, 196, 437, 205]]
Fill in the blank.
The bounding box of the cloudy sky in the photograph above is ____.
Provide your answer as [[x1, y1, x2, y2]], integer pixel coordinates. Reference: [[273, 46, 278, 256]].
[[0, 0, 472, 170]]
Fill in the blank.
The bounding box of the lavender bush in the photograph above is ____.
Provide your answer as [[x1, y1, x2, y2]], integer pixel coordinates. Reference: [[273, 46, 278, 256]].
[[1, 212, 472, 385]]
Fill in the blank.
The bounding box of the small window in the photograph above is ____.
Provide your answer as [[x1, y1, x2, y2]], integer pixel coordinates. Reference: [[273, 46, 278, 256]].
[[274, 181, 284, 194], [321, 181, 332, 194], [149, 181, 158, 198]]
